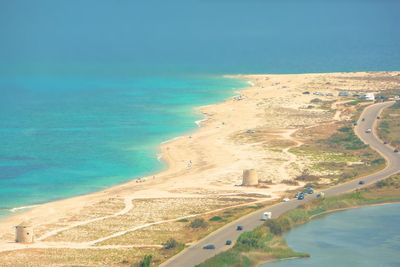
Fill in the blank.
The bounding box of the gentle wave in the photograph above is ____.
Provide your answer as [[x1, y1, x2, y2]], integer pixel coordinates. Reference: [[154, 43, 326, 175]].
[[10, 205, 40, 213], [161, 136, 183, 145]]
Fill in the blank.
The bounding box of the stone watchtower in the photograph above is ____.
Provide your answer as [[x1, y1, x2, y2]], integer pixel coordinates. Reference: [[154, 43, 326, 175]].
[[242, 169, 259, 186], [15, 221, 34, 243]]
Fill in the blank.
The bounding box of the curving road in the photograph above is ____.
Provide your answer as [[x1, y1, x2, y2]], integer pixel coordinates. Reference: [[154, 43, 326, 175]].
[[161, 101, 400, 267]]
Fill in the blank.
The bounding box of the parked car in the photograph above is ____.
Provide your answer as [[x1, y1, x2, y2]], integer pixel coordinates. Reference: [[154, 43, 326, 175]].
[[384, 141, 388, 144], [236, 225, 243, 231], [377, 116, 380, 119], [365, 128, 372, 133], [283, 197, 290, 202], [361, 118, 365, 121], [297, 193, 305, 200], [359, 180, 365, 185], [304, 187, 314, 194], [203, 244, 215, 249], [225, 240, 232, 245], [394, 149, 399, 153]]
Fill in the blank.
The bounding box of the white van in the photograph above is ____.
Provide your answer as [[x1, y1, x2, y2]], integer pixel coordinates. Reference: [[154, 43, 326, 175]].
[[261, 212, 272, 221]]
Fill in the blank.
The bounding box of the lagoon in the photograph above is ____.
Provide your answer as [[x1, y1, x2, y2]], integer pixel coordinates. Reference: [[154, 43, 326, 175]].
[[263, 204, 400, 267]]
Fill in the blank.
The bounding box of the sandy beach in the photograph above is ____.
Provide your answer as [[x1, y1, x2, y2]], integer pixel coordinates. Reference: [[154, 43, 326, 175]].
[[1, 71, 399, 266]]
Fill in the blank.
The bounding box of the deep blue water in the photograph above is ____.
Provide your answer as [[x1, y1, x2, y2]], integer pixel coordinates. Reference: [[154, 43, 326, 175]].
[[0, 0, 399, 217], [263, 204, 400, 267]]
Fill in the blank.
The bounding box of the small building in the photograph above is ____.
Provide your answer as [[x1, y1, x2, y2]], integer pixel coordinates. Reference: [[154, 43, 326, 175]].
[[242, 169, 259, 186], [15, 221, 34, 243]]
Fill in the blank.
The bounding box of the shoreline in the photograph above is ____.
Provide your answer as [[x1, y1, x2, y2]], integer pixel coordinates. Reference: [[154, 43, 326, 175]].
[[1, 71, 400, 262], [0, 74, 254, 229], [0, 77, 241, 219]]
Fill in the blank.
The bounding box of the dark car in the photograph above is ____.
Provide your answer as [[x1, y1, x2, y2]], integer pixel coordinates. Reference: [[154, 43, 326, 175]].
[[358, 180, 365, 185], [236, 225, 243, 231], [377, 116, 381, 119], [384, 141, 388, 144], [225, 240, 232, 245], [297, 193, 305, 200], [394, 149, 399, 153], [203, 244, 216, 250], [304, 187, 314, 194], [361, 118, 365, 121]]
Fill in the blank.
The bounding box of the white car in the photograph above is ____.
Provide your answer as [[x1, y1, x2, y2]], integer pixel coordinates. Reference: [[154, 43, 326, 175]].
[[282, 197, 290, 202], [365, 128, 372, 133]]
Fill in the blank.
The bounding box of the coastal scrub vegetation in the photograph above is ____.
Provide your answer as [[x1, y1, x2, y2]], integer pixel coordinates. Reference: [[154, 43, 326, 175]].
[[190, 218, 209, 229], [198, 173, 400, 267], [378, 100, 400, 148], [135, 254, 153, 267], [292, 111, 385, 185], [163, 238, 184, 250]]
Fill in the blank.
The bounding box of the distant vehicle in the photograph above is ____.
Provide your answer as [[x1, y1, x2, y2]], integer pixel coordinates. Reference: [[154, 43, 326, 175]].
[[236, 225, 243, 231], [394, 149, 399, 153], [353, 122, 358, 126], [384, 141, 388, 144], [261, 212, 272, 221], [225, 240, 232, 245], [282, 197, 290, 202], [302, 91, 310, 95], [203, 244, 215, 249], [365, 129, 372, 133], [316, 192, 325, 198], [304, 187, 314, 194], [297, 193, 305, 200], [377, 116, 380, 119], [362, 118, 365, 121], [358, 180, 365, 185]]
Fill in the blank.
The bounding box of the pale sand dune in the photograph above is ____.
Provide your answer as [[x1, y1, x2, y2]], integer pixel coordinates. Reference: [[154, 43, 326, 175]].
[[0, 71, 399, 251]]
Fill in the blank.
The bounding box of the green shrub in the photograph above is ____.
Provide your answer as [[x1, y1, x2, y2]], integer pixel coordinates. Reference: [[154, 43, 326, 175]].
[[163, 238, 179, 250], [371, 158, 385, 165], [136, 254, 152, 267], [209, 216, 223, 222], [338, 126, 352, 133], [190, 218, 208, 228], [236, 230, 264, 250], [265, 219, 283, 236]]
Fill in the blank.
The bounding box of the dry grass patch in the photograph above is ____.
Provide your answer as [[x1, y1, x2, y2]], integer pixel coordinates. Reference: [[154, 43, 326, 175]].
[[0, 247, 159, 267], [45, 197, 254, 243]]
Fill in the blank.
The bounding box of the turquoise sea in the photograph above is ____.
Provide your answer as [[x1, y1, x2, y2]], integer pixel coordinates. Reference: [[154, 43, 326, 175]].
[[263, 204, 400, 267], [0, 73, 245, 217], [0, 0, 400, 217]]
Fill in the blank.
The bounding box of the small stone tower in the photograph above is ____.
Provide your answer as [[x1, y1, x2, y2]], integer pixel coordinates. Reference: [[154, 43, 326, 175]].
[[15, 221, 34, 243], [242, 169, 259, 186]]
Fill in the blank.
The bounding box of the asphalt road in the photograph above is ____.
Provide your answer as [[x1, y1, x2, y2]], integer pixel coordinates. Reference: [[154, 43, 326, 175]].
[[161, 101, 400, 267]]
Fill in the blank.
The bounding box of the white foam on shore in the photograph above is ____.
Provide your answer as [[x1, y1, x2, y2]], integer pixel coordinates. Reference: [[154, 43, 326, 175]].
[[195, 118, 207, 127], [10, 205, 40, 213], [157, 154, 163, 161], [161, 136, 183, 145]]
